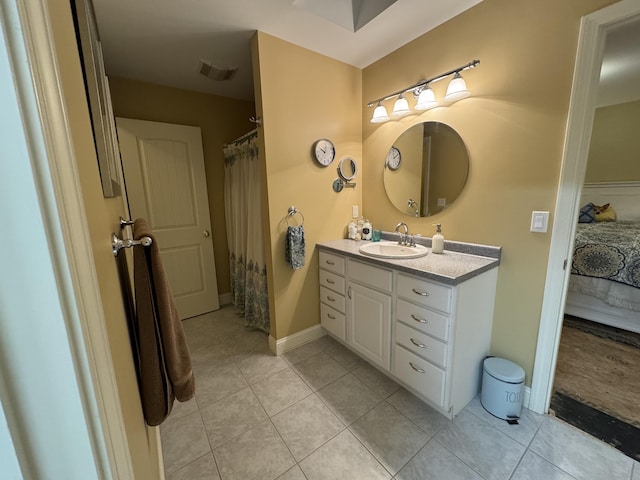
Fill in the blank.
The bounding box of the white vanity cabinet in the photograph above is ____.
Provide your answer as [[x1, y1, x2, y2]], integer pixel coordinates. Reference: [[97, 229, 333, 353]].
[[347, 260, 393, 370], [319, 251, 347, 340], [317, 242, 499, 419], [392, 270, 498, 417]]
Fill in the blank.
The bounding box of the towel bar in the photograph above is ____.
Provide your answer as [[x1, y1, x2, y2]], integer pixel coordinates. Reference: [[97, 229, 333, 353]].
[[112, 232, 152, 256], [286, 206, 304, 226]]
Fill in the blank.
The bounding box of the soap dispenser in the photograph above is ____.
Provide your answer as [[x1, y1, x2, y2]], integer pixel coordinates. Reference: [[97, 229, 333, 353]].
[[347, 219, 357, 239], [362, 219, 372, 240], [432, 224, 444, 254]]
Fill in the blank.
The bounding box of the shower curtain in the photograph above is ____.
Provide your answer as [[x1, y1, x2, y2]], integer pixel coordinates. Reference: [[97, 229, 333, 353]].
[[223, 131, 270, 333]]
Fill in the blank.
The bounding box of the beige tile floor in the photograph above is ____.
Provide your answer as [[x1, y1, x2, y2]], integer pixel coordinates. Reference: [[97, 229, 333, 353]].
[[161, 306, 640, 480]]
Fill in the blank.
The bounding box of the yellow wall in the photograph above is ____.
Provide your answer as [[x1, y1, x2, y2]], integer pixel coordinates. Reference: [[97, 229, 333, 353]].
[[47, 2, 161, 478], [252, 32, 362, 340], [108, 77, 255, 296], [586, 99, 640, 182], [362, 0, 616, 382]]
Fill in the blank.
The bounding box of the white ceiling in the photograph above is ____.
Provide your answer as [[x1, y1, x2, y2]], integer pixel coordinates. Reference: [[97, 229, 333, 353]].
[[92, 1, 640, 106], [92, 0, 483, 101]]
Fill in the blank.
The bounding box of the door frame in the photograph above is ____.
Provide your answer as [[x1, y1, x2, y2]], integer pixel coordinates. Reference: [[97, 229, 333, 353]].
[[0, 0, 132, 476], [529, 0, 640, 414]]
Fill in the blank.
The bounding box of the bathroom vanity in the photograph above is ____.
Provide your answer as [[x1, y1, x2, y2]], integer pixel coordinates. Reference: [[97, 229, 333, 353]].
[[317, 238, 500, 419]]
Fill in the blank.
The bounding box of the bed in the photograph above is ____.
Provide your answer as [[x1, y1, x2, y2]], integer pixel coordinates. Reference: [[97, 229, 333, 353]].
[[565, 182, 640, 334]]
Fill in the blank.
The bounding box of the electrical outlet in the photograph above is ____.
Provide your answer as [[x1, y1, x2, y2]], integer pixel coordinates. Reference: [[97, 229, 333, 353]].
[[437, 198, 446, 207], [352, 205, 359, 218]]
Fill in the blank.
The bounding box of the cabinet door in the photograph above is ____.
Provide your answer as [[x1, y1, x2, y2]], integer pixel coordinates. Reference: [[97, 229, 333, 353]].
[[347, 282, 391, 370]]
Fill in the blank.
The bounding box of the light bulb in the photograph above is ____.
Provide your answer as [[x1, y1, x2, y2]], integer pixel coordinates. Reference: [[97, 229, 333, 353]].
[[370, 102, 390, 123], [391, 94, 411, 117], [444, 72, 470, 102], [414, 86, 438, 110]]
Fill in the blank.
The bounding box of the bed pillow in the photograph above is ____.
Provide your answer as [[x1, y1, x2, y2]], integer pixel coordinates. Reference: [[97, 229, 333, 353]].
[[594, 203, 617, 222], [578, 203, 595, 223]]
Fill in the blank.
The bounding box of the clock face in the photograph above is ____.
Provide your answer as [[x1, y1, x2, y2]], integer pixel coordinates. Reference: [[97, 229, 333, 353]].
[[313, 138, 336, 166], [386, 146, 401, 170]]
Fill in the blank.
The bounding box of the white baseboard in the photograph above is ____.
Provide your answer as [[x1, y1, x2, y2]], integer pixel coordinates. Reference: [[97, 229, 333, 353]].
[[269, 324, 326, 356], [219, 292, 232, 306]]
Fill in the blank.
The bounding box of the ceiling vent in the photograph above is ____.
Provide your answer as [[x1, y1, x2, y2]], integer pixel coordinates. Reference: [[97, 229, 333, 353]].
[[198, 60, 238, 81], [293, 0, 397, 32]]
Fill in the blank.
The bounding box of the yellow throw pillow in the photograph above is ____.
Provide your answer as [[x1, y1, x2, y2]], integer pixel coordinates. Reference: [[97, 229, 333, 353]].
[[594, 203, 617, 222]]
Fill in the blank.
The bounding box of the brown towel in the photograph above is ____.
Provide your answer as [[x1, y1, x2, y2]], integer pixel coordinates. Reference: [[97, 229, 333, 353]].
[[133, 218, 195, 426]]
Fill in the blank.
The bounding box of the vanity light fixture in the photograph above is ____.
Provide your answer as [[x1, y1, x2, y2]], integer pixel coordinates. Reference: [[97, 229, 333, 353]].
[[414, 86, 438, 111], [367, 59, 480, 123], [391, 94, 411, 117], [444, 72, 470, 101], [371, 101, 391, 123]]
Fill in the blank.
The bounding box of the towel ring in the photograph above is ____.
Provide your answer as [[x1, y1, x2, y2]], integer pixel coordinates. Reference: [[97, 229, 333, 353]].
[[286, 206, 304, 226]]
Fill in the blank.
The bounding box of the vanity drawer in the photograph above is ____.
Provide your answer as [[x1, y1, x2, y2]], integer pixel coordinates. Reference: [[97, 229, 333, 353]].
[[393, 345, 446, 409], [397, 274, 452, 314], [321, 303, 345, 340], [396, 299, 450, 342], [396, 321, 447, 368], [319, 269, 345, 295], [348, 259, 393, 293], [319, 251, 345, 276], [320, 285, 345, 313]]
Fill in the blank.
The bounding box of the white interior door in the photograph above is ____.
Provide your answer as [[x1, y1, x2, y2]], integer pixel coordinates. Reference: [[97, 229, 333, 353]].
[[117, 117, 220, 319]]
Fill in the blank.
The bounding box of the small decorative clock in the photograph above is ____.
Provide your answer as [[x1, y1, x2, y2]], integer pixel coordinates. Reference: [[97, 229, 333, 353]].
[[312, 138, 336, 167], [386, 146, 401, 170]]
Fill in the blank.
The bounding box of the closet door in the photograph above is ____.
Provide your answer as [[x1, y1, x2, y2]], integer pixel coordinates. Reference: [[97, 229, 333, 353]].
[[117, 118, 220, 319]]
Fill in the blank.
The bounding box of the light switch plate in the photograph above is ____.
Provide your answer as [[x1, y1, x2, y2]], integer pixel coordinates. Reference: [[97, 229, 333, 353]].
[[352, 205, 359, 218], [530, 211, 549, 233]]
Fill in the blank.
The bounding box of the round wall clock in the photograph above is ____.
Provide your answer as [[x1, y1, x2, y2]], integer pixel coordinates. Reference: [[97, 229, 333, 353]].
[[386, 146, 401, 170], [312, 138, 336, 167]]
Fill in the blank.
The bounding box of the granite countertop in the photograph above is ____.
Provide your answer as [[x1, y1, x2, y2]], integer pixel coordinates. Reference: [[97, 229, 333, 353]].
[[317, 238, 501, 286]]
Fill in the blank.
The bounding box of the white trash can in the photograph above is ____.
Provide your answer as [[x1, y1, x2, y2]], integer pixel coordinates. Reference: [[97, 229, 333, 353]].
[[480, 357, 525, 420]]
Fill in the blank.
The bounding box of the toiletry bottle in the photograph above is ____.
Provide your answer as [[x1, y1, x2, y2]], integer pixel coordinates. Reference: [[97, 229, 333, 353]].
[[362, 219, 372, 240], [432, 224, 444, 254], [348, 220, 357, 239]]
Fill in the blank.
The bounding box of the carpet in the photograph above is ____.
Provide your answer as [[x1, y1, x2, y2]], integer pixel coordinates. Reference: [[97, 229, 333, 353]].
[[553, 316, 640, 428], [552, 316, 640, 460]]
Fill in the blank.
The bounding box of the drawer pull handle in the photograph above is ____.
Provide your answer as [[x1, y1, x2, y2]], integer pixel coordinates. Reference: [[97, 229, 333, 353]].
[[409, 362, 426, 374], [326, 279, 336, 284], [411, 314, 428, 324], [326, 296, 336, 302], [412, 288, 429, 297], [328, 314, 336, 320], [410, 338, 427, 349], [326, 260, 335, 265]]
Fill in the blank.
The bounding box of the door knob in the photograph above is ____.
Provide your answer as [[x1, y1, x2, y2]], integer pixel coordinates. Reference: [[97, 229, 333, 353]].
[[203, 230, 210, 237]]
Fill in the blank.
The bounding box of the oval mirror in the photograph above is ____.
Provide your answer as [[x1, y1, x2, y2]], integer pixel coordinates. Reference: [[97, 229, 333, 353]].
[[338, 157, 357, 181], [383, 122, 469, 217]]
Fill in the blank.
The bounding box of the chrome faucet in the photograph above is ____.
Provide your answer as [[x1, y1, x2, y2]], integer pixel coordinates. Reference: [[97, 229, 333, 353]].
[[394, 222, 409, 245]]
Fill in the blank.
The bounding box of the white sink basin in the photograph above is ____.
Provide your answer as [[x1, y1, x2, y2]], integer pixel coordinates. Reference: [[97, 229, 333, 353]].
[[359, 241, 428, 259]]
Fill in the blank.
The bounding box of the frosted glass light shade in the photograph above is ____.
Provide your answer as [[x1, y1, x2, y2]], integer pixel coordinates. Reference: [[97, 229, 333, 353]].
[[370, 102, 390, 123], [414, 87, 437, 110], [391, 94, 411, 117], [444, 72, 470, 102]]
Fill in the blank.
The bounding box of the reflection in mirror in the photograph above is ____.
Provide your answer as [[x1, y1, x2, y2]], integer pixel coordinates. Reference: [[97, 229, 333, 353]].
[[338, 157, 357, 181], [384, 122, 469, 217]]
